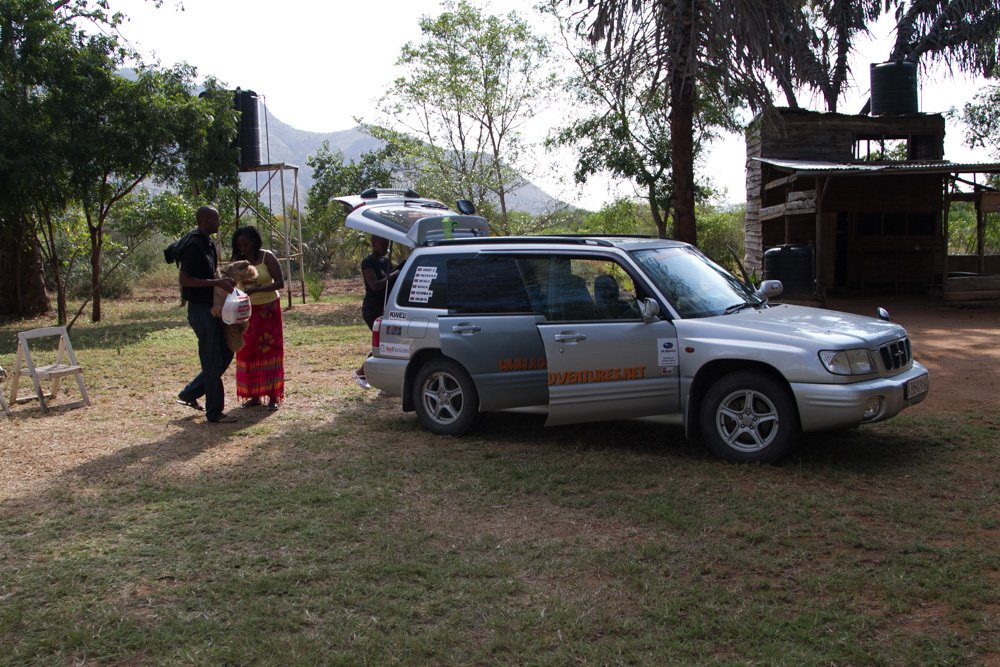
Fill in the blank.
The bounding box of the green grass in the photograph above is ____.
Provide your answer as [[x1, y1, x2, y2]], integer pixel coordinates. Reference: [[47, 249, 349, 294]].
[[0, 295, 997, 666]]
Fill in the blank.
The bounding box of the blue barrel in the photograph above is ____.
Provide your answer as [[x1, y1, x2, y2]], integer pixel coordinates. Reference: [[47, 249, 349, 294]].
[[234, 88, 261, 169], [763, 245, 814, 296]]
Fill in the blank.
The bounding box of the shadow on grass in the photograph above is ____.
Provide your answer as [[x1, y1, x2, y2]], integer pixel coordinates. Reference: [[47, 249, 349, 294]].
[[788, 418, 944, 472], [367, 404, 937, 473], [0, 319, 187, 356], [469, 412, 708, 460], [64, 408, 276, 484], [0, 392, 969, 665], [0, 395, 947, 555]]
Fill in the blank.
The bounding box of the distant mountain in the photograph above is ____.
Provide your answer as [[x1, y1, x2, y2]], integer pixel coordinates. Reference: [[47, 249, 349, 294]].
[[241, 114, 565, 215], [114, 69, 561, 214]]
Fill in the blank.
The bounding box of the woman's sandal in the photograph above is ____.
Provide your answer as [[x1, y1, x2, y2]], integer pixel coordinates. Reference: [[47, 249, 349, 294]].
[[175, 398, 203, 411]]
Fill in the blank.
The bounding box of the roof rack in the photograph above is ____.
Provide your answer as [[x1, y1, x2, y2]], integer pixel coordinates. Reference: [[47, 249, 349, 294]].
[[428, 236, 619, 248], [360, 187, 421, 199], [549, 233, 658, 239]]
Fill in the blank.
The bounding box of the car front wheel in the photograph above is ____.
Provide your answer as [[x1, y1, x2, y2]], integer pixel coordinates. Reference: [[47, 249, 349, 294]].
[[700, 372, 797, 463], [412, 358, 480, 436]]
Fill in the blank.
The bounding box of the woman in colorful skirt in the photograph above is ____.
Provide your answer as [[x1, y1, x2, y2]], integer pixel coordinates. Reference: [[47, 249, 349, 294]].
[[231, 226, 285, 411]]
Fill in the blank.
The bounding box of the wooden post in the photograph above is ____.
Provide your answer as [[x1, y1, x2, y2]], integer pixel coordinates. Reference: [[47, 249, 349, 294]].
[[977, 205, 985, 276]]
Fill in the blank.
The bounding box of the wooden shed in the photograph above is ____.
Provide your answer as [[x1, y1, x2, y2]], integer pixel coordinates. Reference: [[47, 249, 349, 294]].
[[744, 108, 1000, 298]]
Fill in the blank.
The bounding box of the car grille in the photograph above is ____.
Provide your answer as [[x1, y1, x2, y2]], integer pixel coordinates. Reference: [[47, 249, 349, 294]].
[[879, 338, 911, 371]]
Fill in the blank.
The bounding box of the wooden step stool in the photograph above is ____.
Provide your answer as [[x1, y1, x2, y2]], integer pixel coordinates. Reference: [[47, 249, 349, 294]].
[[8, 326, 91, 413]]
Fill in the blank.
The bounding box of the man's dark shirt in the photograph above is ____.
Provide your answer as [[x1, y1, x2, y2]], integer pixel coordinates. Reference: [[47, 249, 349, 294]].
[[179, 229, 218, 304], [361, 253, 393, 312]]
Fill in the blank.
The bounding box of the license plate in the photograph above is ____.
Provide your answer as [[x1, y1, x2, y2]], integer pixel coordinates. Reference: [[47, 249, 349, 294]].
[[905, 373, 929, 399]]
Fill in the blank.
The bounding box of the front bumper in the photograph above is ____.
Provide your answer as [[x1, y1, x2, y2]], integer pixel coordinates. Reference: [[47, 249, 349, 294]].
[[791, 361, 929, 432]]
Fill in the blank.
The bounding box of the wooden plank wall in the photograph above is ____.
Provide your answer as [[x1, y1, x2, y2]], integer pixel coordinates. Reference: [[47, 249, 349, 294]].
[[743, 109, 948, 291], [759, 110, 945, 162], [744, 123, 764, 275]]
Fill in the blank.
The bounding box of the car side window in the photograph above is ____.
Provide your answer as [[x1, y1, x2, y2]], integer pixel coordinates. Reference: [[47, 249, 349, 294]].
[[522, 256, 641, 322], [446, 256, 533, 314]]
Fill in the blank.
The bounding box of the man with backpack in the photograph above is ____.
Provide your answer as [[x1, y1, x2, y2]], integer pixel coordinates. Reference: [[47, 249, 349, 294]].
[[173, 205, 238, 423]]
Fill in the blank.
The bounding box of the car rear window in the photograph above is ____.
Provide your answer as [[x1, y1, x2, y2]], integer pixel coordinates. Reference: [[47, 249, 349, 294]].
[[362, 203, 449, 233], [398, 255, 449, 309]]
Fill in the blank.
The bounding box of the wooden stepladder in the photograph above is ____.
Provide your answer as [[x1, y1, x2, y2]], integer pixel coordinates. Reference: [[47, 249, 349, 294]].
[[0, 365, 10, 417], [8, 327, 91, 413]]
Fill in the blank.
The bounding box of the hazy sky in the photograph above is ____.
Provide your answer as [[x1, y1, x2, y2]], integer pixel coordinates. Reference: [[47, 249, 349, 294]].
[[109, 0, 988, 209]]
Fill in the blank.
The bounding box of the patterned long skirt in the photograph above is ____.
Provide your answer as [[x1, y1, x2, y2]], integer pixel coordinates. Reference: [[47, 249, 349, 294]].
[[236, 299, 285, 403]]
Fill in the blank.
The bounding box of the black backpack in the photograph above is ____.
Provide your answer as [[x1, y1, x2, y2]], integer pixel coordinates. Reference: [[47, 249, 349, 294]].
[[164, 231, 195, 265]]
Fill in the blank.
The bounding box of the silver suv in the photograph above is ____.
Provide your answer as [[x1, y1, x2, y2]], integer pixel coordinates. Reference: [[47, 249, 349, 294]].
[[338, 190, 929, 463]]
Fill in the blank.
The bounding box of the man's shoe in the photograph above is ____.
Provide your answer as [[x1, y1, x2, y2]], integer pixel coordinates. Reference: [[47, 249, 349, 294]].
[[208, 414, 238, 424], [175, 397, 204, 411]]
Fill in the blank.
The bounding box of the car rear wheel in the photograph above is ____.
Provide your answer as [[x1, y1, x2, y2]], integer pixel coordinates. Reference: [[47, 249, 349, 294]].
[[413, 358, 480, 436], [700, 372, 797, 463]]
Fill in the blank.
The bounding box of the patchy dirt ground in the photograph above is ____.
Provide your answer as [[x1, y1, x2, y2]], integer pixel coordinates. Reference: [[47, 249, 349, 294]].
[[826, 295, 1000, 421], [1, 290, 998, 503]]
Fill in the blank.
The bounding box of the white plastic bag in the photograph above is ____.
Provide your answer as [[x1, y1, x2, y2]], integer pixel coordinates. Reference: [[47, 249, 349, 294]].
[[221, 287, 252, 324]]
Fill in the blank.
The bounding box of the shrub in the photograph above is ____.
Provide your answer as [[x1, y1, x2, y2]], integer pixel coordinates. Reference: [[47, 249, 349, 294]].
[[305, 273, 324, 302], [67, 234, 167, 299], [695, 204, 746, 273]]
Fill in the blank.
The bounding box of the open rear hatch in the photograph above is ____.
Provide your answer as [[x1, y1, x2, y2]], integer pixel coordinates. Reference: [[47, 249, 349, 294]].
[[335, 194, 490, 248]]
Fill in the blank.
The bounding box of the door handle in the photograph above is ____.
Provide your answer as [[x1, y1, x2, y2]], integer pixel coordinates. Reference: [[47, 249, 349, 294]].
[[451, 324, 481, 334], [553, 332, 587, 343]]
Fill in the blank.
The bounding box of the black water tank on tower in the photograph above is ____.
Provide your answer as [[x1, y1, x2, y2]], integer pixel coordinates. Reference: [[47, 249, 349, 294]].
[[870, 61, 918, 115], [234, 88, 261, 169], [763, 244, 814, 297]]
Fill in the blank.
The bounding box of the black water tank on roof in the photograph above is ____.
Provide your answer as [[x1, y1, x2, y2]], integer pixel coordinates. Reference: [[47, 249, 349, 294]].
[[870, 61, 918, 115], [235, 88, 261, 169], [763, 244, 814, 297]]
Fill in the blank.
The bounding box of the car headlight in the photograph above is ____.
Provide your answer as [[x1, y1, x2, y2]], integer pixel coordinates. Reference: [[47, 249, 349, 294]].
[[819, 349, 875, 375]]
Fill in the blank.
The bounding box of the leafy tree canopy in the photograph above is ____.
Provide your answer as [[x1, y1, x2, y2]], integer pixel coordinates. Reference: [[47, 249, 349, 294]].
[[378, 0, 556, 234]]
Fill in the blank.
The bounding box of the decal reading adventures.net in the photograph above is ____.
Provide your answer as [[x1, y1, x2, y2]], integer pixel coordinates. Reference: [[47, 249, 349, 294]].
[[549, 367, 646, 385]]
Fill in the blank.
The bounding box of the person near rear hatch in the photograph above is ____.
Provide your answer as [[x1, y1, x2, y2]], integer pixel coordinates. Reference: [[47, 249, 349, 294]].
[[353, 235, 399, 389]]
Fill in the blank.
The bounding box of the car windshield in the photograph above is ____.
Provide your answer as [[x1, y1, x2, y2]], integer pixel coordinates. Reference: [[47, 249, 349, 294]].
[[630, 246, 761, 318]]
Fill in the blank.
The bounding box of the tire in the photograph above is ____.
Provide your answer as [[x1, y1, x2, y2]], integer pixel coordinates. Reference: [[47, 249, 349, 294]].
[[699, 372, 797, 463], [412, 358, 480, 436]]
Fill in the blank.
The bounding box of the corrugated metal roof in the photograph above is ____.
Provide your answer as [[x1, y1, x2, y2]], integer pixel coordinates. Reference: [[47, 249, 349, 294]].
[[754, 158, 1000, 175]]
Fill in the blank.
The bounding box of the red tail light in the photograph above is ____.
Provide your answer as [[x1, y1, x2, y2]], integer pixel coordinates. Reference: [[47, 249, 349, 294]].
[[371, 317, 382, 349]]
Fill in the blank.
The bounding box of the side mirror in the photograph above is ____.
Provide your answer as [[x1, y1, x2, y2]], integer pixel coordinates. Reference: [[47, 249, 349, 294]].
[[877, 307, 890, 321], [755, 279, 783, 301], [639, 297, 660, 322], [456, 199, 475, 215]]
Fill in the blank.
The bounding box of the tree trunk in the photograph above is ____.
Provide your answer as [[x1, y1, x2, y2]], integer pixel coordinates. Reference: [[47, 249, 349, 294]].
[[90, 223, 103, 322], [648, 183, 668, 238], [0, 223, 50, 317], [38, 215, 68, 325], [669, 0, 698, 247]]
